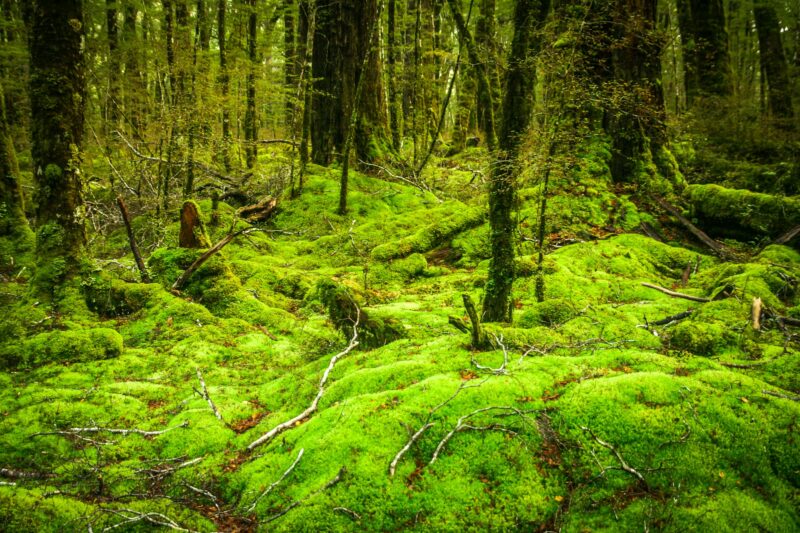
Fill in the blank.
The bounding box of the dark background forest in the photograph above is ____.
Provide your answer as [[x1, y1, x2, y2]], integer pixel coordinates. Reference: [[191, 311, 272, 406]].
[[0, 0, 799, 530]]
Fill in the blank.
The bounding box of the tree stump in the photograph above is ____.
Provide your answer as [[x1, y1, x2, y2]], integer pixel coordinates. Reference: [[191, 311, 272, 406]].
[[179, 201, 211, 248]]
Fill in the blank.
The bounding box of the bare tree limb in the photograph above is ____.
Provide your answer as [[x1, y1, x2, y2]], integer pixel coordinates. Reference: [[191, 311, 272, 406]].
[[247, 313, 360, 451], [172, 228, 262, 291], [580, 426, 647, 485], [762, 390, 800, 402], [247, 448, 304, 513], [100, 508, 198, 532], [653, 196, 732, 258], [115, 195, 151, 283], [0, 468, 55, 480], [641, 282, 711, 303], [263, 467, 345, 524], [196, 368, 224, 422], [34, 421, 189, 439], [389, 423, 435, 477]]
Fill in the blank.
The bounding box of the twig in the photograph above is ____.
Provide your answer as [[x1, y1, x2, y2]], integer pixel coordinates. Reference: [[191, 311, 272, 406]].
[[100, 508, 198, 532], [762, 390, 799, 402], [183, 483, 221, 512], [247, 448, 304, 513], [640, 283, 711, 303], [196, 368, 224, 422], [247, 313, 360, 451], [580, 426, 647, 485], [333, 507, 361, 521], [263, 467, 345, 524], [642, 309, 694, 328], [471, 333, 509, 375], [389, 423, 435, 477]]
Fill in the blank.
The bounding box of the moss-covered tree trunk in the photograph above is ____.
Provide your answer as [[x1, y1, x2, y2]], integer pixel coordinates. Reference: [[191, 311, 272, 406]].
[[676, 0, 732, 105], [27, 0, 86, 286], [106, 0, 120, 127], [244, 0, 258, 168], [283, 0, 296, 130], [482, 0, 547, 323], [475, 0, 500, 136], [387, 0, 402, 151], [122, 2, 145, 134], [310, 0, 390, 165], [753, 2, 795, 125], [217, 0, 231, 170], [0, 82, 30, 243]]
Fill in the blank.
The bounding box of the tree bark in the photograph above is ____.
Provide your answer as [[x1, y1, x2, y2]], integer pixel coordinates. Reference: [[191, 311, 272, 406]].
[[676, 0, 732, 105], [244, 0, 258, 168], [387, 0, 402, 151], [217, 0, 231, 170], [106, 0, 120, 126], [283, 0, 296, 130], [0, 81, 29, 239], [754, 2, 795, 124], [27, 0, 86, 284]]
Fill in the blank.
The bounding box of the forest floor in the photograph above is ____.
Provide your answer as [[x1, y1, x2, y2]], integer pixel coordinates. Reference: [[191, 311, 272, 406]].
[[1, 144, 799, 531]]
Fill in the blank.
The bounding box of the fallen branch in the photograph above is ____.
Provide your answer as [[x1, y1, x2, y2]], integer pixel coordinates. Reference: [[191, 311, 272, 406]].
[[115, 195, 151, 283], [247, 448, 304, 512], [333, 507, 361, 521], [172, 227, 261, 291], [653, 196, 732, 258], [580, 426, 647, 486], [247, 313, 360, 451], [196, 368, 224, 422], [448, 315, 470, 334], [35, 421, 189, 439], [258, 138, 297, 146], [640, 309, 695, 330], [388, 423, 435, 477], [237, 197, 278, 223], [641, 283, 711, 303], [471, 334, 508, 375], [762, 390, 799, 402], [0, 468, 55, 480], [101, 508, 198, 532], [263, 467, 345, 524], [136, 456, 203, 481], [773, 225, 800, 245]]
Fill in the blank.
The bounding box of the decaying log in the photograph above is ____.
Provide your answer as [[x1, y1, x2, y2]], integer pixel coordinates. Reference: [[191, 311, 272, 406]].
[[641, 283, 711, 303], [115, 196, 151, 283], [773, 225, 800, 245], [653, 196, 732, 258], [752, 297, 762, 331], [179, 201, 211, 249], [237, 197, 278, 223]]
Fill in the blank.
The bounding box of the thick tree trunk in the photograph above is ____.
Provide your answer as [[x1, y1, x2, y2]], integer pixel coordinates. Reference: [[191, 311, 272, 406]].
[[754, 2, 794, 124], [283, 0, 296, 130], [475, 0, 500, 135], [676, 0, 732, 105], [27, 0, 86, 283], [482, 0, 548, 323], [122, 2, 144, 133], [217, 0, 231, 170], [311, 0, 389, 165], [244, 0, 258, 168], [106, 0, 120, 126], [387, 0, 402, 151]]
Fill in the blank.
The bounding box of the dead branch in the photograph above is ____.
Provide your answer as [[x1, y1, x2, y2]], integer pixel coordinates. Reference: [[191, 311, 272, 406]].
[[471, 333, 509, 375], [115, 195, 151, 283], [183, 483, 221, 513], [172, 227, 262, 291], [247, 448, 304, 513], [580, 426, 647, 486], [100, 508, 198, 532], [263, 467, 345, 524], [653, 196, 732, 258], [389, 423, 435, 477], [136, 456, 203, 481], [641, 282, 711, 303], [333, 507, 361, 521], [773, 225, 800, 245], [0, 467, 55, 480], [644, 309, 695, 328], [247, 313, 360, 451], [35, 421, 189, 439], [196, 368, 224, 422], [762, 390, 800, 402]]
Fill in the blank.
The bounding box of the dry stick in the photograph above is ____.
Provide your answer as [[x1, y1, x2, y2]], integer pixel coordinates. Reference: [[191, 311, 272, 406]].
[[653, 196, 731, 258], [646, 309, 695, 327], [184, 483, 221, 512], [429, 406, 527, 466], [34, 421, 189, 438], [773, 224, 800, 245], [196, 368, 224, 422], [100, 508, 197, 532], [752, 297, 762, 331], [172, 227, 260, 291], [762, 390, 800, 402], [471, 333, 509, 375], [0, 468, 54, 480], [263, 467, 345, 524], [247, 448, 304, 513], [580, 426, 646, 485], [388, 423, 435, 477], [115, 195, 151, 283], [333, 507, 361, 521], [640, 282, 711, 303], [247, 314, 360, 451]]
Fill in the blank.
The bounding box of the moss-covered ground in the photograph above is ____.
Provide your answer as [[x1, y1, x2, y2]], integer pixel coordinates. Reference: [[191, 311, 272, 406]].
[[0, 153, 798, 531]]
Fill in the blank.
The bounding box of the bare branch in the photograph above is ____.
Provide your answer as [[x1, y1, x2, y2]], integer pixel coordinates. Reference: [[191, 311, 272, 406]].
[[762, 390, 800, 402], [247, 448, 304, 513], [389, 423, 435, 477], [640, 283, 711, 303], [580, 426, 647, 485], [263, 467, 345, 524], [247, 313, 360, 451], [196, 368, 224, 422], [35, 421, 189, 439]]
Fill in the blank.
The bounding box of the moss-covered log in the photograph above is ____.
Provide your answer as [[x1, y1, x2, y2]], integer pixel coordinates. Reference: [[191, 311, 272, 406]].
[[684, 184, 800, 237]]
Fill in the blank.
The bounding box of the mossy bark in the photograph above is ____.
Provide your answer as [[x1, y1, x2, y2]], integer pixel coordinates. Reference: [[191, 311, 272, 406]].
[[244, 0, 258, 169], [27, 0, 86, 288], [179, 200, 211, 248], [676, 0, 732, 105], [0, 82, 29, 240], [753, 2, 795, 125]]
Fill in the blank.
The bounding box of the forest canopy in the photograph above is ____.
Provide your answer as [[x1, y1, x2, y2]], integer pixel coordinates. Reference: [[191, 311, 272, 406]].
[[0, 0, 798, 530]]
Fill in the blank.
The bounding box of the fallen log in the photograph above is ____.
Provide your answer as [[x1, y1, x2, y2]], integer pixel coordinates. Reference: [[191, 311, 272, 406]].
[[172, 228, 261, 291], [653, 196, 732, 259], [237, 197, 278, 223]]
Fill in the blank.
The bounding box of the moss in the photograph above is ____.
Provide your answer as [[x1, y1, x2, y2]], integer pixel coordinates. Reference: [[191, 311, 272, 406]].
[[684, 184, 800, 236], [389, 253, 427, 278], [517, 298, 577, 327], [370, 205, 486, 261], [669, 321, 732, 356], [18, 327, 123, 367]]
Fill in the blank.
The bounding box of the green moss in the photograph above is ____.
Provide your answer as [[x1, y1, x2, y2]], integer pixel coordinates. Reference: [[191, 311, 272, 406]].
[[18, 327, 123, 367], [517, 298, 577, 327]]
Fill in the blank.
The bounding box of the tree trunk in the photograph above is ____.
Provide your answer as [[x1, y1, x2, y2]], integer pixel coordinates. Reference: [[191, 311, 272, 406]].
[[217, 0, 231, 170], [244, 0, 258, 168], [0, 81, 29, 240], [122, 1, 144, 133], [27, 0, 86, 285], [296, 0, 314, 195], [283, 0, 296, 131], [482, 0, 548, 323], [106, 0, 120, 126], [311, 0, 389, 165], [754, 2, 794, 124], [387, 0, 402, 151], [475, 0, 500, 135], [676, 0, 732, 105]]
